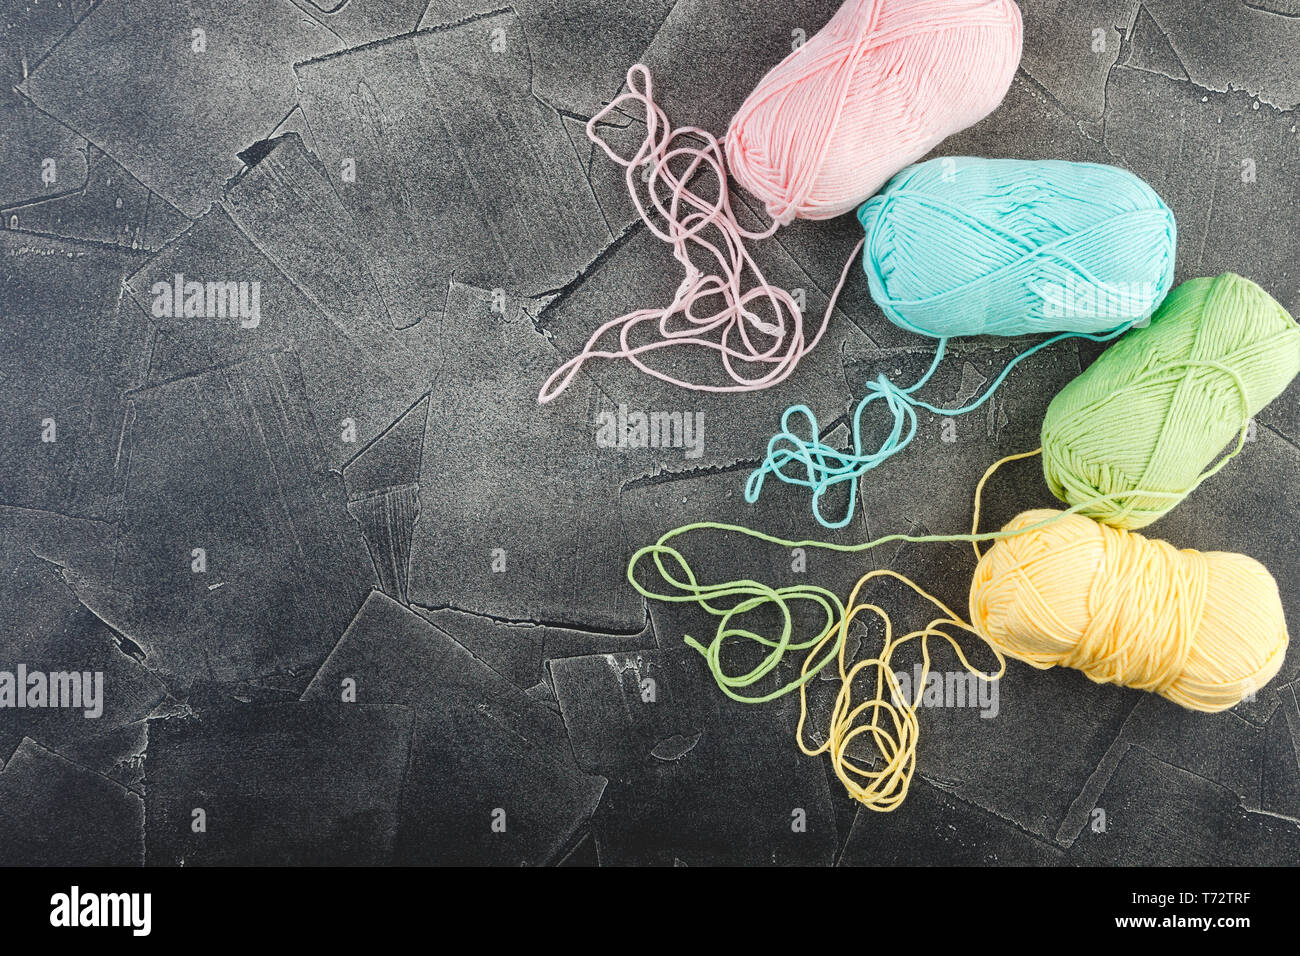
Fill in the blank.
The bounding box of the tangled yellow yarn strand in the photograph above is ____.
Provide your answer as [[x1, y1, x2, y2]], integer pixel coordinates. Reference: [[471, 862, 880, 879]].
[[626, 448, 1192, 704], [793, 568, 1008, 812], [628, 421, 1261, 812]]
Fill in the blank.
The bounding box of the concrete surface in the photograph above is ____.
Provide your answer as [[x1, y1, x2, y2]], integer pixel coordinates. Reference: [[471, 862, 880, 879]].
[[1, 0, 1297, 865]]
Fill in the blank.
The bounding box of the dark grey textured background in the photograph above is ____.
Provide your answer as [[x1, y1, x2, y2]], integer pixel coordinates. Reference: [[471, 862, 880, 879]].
[[1, 0, 1297, 866]]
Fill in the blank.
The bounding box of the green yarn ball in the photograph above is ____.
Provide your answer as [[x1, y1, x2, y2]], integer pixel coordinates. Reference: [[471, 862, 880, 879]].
[[1042, 273, 1300, 529]]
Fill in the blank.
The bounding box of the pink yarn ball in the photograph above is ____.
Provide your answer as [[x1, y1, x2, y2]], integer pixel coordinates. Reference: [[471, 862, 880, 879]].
[[725, 0, 1024, 225]]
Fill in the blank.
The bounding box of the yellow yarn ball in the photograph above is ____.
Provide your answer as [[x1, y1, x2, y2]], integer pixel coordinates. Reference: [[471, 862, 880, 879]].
[[970, 509, 1289, 711]]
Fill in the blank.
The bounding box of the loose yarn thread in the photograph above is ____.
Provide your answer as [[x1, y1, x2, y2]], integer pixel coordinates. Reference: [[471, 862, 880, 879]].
[[630, 277, 1299, 809], [538, 65, 844, 403], [539, 0, 1023, 403], [747, 157, 1178, 529], [629, 452, 1289, 811], [745, 324, 1132, 529]]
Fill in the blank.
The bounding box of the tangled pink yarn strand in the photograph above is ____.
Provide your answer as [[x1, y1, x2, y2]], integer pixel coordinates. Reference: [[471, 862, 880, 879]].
[[537, 65, 861, 404]]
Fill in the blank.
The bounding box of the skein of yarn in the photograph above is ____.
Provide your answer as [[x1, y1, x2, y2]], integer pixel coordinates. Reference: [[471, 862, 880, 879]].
[[972, 510, 1288, 713], [539, 0, 1024, 403], [746, 157, 1176, 529], [1042, 272, 1300, 529], [727, 0, 1023, 223], [859, 158, 1176, 337]]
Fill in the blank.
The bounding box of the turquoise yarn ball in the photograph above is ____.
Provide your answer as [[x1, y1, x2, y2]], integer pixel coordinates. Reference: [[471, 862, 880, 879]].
[[856, 157, 1177, 338]]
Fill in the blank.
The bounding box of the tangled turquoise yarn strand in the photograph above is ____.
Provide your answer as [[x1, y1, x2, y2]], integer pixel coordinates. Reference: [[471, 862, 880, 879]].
[[744, 157, 1177, 529], [745, 321, 1137, 529]]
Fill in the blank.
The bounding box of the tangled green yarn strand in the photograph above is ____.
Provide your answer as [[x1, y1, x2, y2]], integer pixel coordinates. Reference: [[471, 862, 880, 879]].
[[629, 444, 1252, 704], [627, 539, 846, 702]]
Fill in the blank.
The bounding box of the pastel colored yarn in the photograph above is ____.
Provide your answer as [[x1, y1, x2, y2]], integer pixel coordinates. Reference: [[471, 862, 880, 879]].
[[628, 460, 1292, 810], [858, 157, 1176, 338], [539, 0, 1024, 403], [972, 510, 1288, 714], [1042, 273, 1300, 529], [629, 274, 1298, 811], [747, 157, 1176, 529], [727, 0, 1023, 224], [537, 65, 839, 403]]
